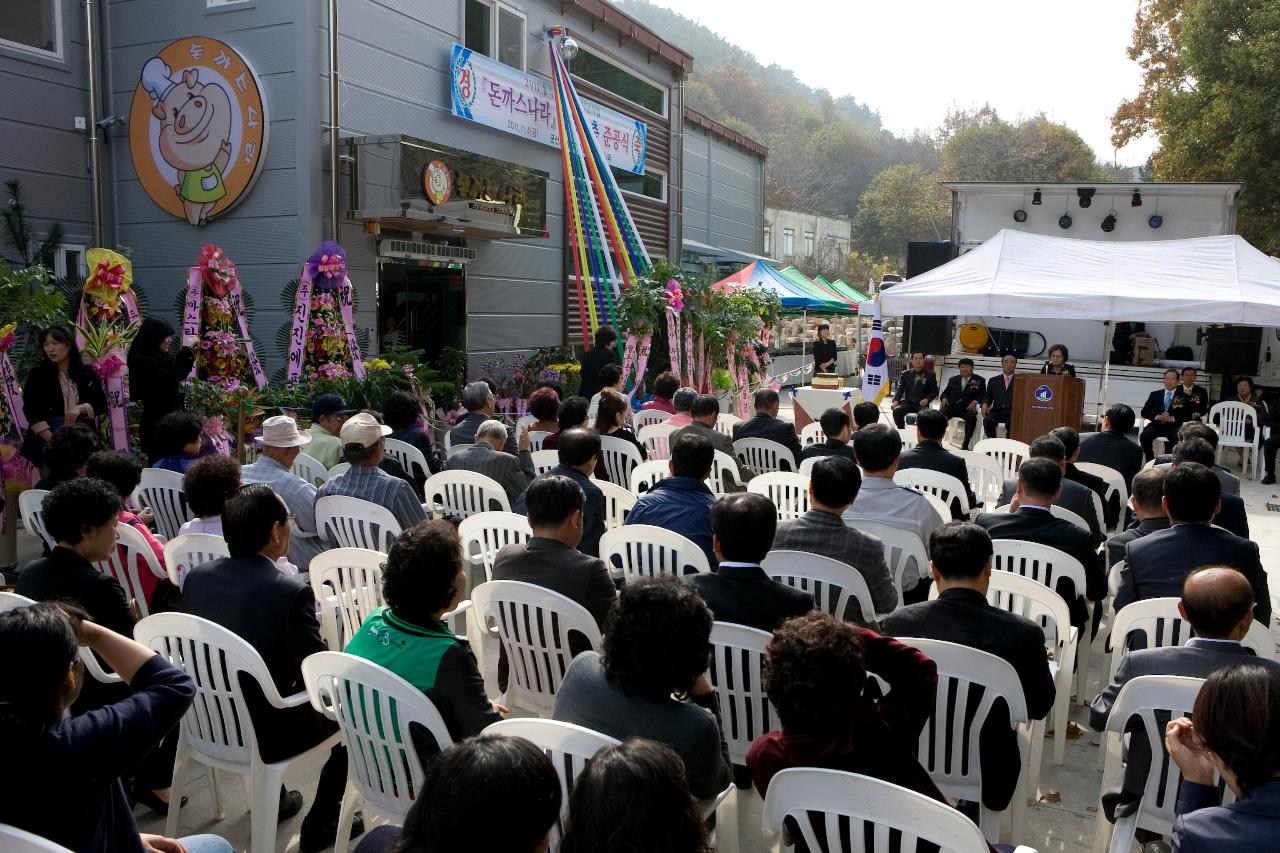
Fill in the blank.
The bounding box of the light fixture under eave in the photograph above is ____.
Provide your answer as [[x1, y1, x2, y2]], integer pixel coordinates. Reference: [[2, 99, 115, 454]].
[[1032, 189, 1042, 205], [1148, 214, 1163, 229]]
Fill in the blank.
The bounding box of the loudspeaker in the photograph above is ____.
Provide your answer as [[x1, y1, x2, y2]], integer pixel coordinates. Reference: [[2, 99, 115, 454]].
[[1204, 326, 1262, 378], [903, 242, 956, 356]]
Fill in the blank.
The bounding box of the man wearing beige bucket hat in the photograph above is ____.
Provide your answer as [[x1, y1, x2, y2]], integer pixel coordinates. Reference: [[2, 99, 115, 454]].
[[241, 415, 326, 570]]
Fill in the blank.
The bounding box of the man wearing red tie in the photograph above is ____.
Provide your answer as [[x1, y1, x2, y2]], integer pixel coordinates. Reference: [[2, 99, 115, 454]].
[[1140, 369, 1182, 461], [981, 353, 1018, 440]]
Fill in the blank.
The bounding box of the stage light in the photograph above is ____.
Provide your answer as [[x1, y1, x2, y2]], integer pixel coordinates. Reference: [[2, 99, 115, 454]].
[[1148, 214, 1163, 229], [1077, 187, 1095, 208], [1032, 189, 1042, 205], [1059, 213, 1072, 229], [1131, 189, 1142, 207], [1102, 212, 1118, 232], [1013, 209, 1027, 223]]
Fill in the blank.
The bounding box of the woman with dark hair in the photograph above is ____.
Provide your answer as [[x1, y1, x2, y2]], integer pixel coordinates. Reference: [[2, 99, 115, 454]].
[[1227, 375, 1267, 442], [527, 386, 562, 434], [86, 450, 167, 609], [812, 322, 838, 374], [127, 317, 197, 461], [579, 324, 619, 400], [588, 362, 628, 425], [0, 602, 232, 853], [543, 396, 609, 481], [593, 388, 646, 461], [1040, 343, 1076, 377], [178, 454, 242, 537], [34, 422, 100, 489], [560, 738, 713, 853], [150, 410, 204, 473], [640, 371, 680, 414], [20, 325, 108, 466], [382, 390, 441, 482], [1165, 661, 1280, 850], [552, 574, 731, 799]]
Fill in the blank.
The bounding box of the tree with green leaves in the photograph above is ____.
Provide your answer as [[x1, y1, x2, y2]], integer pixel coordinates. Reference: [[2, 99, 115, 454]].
[[851, 164, 950, 263], [1113, 0, 1280, 252], [941, 111, 1106, 183]]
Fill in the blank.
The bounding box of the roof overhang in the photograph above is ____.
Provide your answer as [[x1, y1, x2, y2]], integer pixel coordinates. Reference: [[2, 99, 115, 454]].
[[350, 199, 546, 240], [559, 0, 694, 73]]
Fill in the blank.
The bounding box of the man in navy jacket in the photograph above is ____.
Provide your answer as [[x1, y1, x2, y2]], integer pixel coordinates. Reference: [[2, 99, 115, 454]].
[[625, 430, 718, 567]]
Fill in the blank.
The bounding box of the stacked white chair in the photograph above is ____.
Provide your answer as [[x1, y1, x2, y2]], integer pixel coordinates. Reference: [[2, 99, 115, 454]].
[[600, 525, 710, 582], [1074, 462, 1128, 533], [599, 434, 644, 490], [854, 520, 928, 611], [328, 462, 352, 478], [953, 450, 1005, 512], [628, 459, 672, 495], [423, 469, 511, 519], [291, 452, 331, 488], [747, 472, 811, 521], [762, 550, 878, 624], [457, 511, 533, 584], [384, 438, 431, 482], [898, 427, 919, 451], [316, 495, 402, 552], [709, 449, 742, 494], [17, 488, 54, 551], [94, 523, 169, 617], [974, 437, 1031, 480], [1208, 401, 1261, 478], [733, 437, 797, 475], [799, 422, 825, 446], [135, 468, 192, 540], [309, 548, 388, 650], [633, 408, 673, 430], [162, 533, 229, 588], [637, 422, 679, 460], [528, 430, 553, 451]]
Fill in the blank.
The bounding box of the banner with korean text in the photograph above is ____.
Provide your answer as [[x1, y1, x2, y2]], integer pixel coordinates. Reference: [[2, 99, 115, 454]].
[[449, 44, 647, 175]]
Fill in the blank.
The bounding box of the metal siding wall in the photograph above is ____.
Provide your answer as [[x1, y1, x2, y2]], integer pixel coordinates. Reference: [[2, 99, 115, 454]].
[[681, 123, 764, 256]]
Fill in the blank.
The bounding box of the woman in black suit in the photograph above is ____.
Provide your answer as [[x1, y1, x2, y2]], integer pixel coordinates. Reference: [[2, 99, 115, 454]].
[[812, 322, 838, 374], [1040, 343, 1077, 377], [21, 325, 108, 466], [127, 317, 196, 461]]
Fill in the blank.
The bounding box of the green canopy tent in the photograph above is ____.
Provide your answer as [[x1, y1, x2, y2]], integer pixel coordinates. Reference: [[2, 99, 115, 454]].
[[828, 278, 869, 303], [777, 266, 858, 314]]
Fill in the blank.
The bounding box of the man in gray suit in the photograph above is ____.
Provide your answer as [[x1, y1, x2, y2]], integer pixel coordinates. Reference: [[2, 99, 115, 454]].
[[445, 419, 534, 504], [447, 381, 518, 456], [1105, 467, 1169, 570], [999, 434, 1103, 548], [1091, 566, 1280, 828], [671, 394, 751, 487]]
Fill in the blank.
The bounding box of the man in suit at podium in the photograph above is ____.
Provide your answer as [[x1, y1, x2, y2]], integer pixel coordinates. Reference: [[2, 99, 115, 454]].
[[891, 351, 938, 428], [940, 358, 985, 450], [981, 353, 1017, 440]]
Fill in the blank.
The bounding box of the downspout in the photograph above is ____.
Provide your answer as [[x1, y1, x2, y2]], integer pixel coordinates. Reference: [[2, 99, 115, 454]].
[[327, 0, 340, 240], [669, 73, 684, 263], [84, 0, 105, 246]]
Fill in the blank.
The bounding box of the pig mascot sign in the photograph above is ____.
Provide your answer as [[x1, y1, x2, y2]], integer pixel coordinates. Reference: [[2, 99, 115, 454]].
[[128, 37, 268, 226]]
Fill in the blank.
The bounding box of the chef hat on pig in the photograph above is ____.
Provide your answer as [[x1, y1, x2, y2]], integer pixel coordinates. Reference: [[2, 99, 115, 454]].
[[141, 57, 182, 102]]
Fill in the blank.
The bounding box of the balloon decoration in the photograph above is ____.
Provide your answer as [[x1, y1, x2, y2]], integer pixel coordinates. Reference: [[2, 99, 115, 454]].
[[182, 244, 267, 391], [286, 241, 365, 385]]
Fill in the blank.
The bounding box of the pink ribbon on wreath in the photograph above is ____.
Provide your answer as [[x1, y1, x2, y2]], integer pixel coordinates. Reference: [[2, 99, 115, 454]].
[[0, 333, 26, 435], [90, 352, 130, 451], [183, 266, 267, 389], [621, 333, 638, 396], [737, 362, 750, 418], [684, 318, 695, 387], [666, 312, 681, 385], [286, 271, 314, 385], [633, 333, 652, 401]]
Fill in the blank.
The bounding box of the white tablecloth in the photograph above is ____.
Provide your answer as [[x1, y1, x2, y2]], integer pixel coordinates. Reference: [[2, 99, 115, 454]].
[[789, 386, 861, 421]]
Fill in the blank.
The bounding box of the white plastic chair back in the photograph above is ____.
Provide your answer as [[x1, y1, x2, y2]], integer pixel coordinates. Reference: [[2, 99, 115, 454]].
[[302, 652, 454, 836], [897, 637, 1030, 842], [894, 468, 969, 517], [291, 452, 331, 488], [763, 768, 993, 853], [457, 511, 533, 583], [163, 533, 229, 588], [1208, 401, 1255, 449], [633, 408, 673, 429], [747, 472, 811, 521], [628, 459, 672, 495], [94, 522, 168, 617], [600, 524, 710, 581], [516, 414, 538, 432], [424, 469, 511, 519], [309, 548, 388, 650], [733, 437, 797, 474], [715, 413, 741, 437], [799, 422, 825, 446], [709, 449, 742, 495], [17, 488, 54, 551], [137, 468, 192, 540], [470, 580, 603, 717], [921, 492, 951, 527], [0, 592, 121, 685], [953, 450, 1005, 509], [598, 435, 643, 490], [1049, 504, 1090, 532], [0, 825, 75, 852], [853, 521, 927, 610], [316, 495, 402, 552], [486, 718, 620, 850], [974, 437, 1031, 480], [594, 479, 637, 529], [637, 422, 679, 460], [798, 456, 821, 476], [530, 449, 560, 476], [991, 539, 1088, 601], [1075, 462, 1128, 530], [328, 462, 352, 478], [898, 427, 919, 451], [528, 430, 552, 451], [707, 622, 777, 763], [384, 438, 430, 481], [1108, 597, 1196, 680], [762, 550, 876, 623], [1093, 675, 1206, 853]]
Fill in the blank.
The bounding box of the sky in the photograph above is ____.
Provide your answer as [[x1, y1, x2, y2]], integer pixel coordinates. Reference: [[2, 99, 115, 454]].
[[644, 0, 1159, 167]]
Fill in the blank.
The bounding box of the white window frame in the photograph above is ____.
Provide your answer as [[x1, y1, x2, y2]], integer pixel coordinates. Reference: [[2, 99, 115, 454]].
[[783, 228, 795, 256], [612, 166, 666, 204], [53, 243, 85, 284], [804, 231, 815, 258], [0, 0, 63, 61], [763, 226, 771, 256], [463, 0, 527, 72], [569, 40, 668, 119], [207, 0, 252, 8]]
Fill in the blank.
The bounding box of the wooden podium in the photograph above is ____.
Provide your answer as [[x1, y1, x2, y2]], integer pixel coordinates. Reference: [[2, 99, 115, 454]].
[[1009, 374, 1085, 443]]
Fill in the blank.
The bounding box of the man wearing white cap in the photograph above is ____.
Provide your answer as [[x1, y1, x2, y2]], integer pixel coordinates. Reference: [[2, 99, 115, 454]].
[[241, 415, 326, 571], [316, 412, 427, 532]]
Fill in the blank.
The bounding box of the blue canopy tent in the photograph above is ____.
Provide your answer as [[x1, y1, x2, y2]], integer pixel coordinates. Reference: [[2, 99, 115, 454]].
[[712, 260, 841, 311]]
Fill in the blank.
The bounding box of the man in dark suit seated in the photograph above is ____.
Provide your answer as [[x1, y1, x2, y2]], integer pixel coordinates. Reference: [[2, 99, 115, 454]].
[[448, 380, 518, 455], [981, 353, 1018, 440], [1092, 567, 1280, 833], [688, 492, 813, 632], [1159, 438, 1248, 538], [1106, 467, 1169, 570], [672, 394, 752, 487], [732, 388, 803, 466], [515, 427, 607, 557], [1053, 426, 1117, 531], [898, 408, 976, 517], [1117, 462, 1270, 624], [1155, 422, 1241, 497], [1078, 403, 1144, 491], [181, 484, 359, 851], [998, 434, 1105, 549], [1140, 369, 1184, 462], [494, 474, 616, 690], [852, 401, 881, 432], [891, 351, 939, 429], [799, 407, 858, 464], [445, 418, 534, 504], [939, 357, 985, 450], [977, 457, 1105, 629], [883, 521, 1055, 814]]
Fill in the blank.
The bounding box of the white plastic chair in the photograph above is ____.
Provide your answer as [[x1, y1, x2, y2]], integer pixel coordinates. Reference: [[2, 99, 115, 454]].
[[797, 456, 821, 476], [0, 825, 75, 852], [163, 533, 229, 588], [733, 437, 797, 475], [528, 430, 553, 451], [762, 768, 1003, 853], [594, 478, 637, 529], [384, 438, 430, 481], [1050, 504, 1091, 532], [799, 422, 825, 446], [974, 437, 1031, 480], [709, 449, 743, 495], [17, 488, 54, 551], [423, 469, 511, 519], [896, 637, 1031, 843], [600, 524, 710, 581], [136, 612, 340, 853], [762, 550, 877, 623], [1075, 461, 1128, 533], [628, 459, 672, 495], [638, 422, 679, 460], [1106, 596, 1277, 684], [291, 452, 331, 488], [852, 520, 927, 610], [469, 580, 603, 716], [599, 434, 644, 490], [457, 511, 533, 583], [309, 548, 388, 650], [302, 652, 454, 853], [530, 449, 561, 475], [136, 468, 192, 540], [0, 592, 121, 685], [1092, 675, 1206, 853], [715, 413, 741, 437], [894, 468, 971, 518], [1208, 401, 1261, 479], [898, 427, 919, 451], [486, 718, 620, 850], [94, 522, 168, 617], [954, 450, 1005, 511], [991, 539, 1092, 705], [328, 462, 352, 478], [633, 408, 673, 429], [316, 495, 403, 552], [516, 413, 538, 432], [747, 472, 811, 521]]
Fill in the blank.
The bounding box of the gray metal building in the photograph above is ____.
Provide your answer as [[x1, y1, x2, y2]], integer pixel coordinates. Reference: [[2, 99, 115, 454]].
[[681, 106, 769, 275]]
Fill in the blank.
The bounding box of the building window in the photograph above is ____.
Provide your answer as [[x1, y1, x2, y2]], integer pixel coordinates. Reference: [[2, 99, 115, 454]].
[[1, 0, 61, 59], [804, 231, 815, 258], [53, 244, 85, 287], [464, 0, 526, 70], [783, 228, 795, 256], [570, 46, 666, 116], [763, 227, 771, 256], [207, 0, 251, 7], [611, 166, 665, 202]]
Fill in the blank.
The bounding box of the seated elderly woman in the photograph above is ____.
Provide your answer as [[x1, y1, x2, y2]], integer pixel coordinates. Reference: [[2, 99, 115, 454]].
[[382, 390, 441, 485], [34, 422, 100, 490], [552, 574, 731, 800], [526, 386, 562, 435], [640, 371, 681, 415], [150, 411, 204, 472], [85, 450, 168, 609], [543, 395, 609, 481]]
